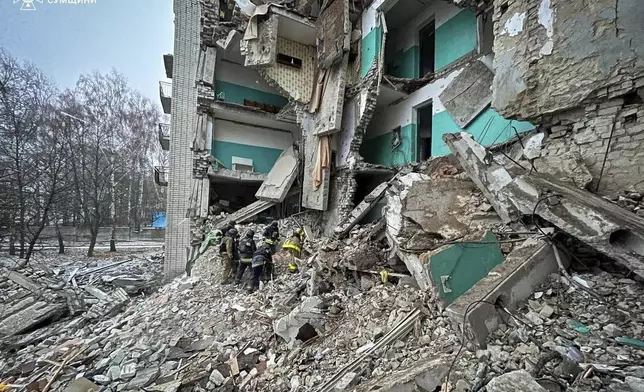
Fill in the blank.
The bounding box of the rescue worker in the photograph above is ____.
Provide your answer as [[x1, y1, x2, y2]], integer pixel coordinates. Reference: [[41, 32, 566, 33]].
[[218, 228, 238, 283], [249, 242, 273, 292], [234, 230, 257, 285], [262, 221, 280, 254], [282, 228, 304, 273]]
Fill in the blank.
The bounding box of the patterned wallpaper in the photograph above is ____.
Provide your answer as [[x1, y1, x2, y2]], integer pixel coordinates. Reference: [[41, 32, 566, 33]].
[[264, 37, 316, 103]]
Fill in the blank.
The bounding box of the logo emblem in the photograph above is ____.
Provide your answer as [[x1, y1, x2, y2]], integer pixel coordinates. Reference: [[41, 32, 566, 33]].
[[13, 0, 44, 11]]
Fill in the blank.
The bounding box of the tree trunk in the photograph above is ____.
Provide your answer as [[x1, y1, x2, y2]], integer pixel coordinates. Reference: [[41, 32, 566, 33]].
[[56, 221, 65, 254], [88, 227, 98, 257], [137, 160, 144, 231], [110, 155, 117, 252], [9, 231, 16, 256]]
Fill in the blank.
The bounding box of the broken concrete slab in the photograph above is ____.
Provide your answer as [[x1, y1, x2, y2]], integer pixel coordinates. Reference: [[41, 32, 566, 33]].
[[443, 133, 515, 223], [445, 237, 569, 347], [62, 378, 100, 392], [0, 301, 67, 336], [316, 0, 350, 68], [6, 270, 41, 292], [244, 13, 278, 68], [445, 132, 644, 277], [439, 61, 494, 128], [353, 355, 450, 392], [255, 146, 299, 203], [400, 174, 479, 240], [334, 181, 388, 238], [311, 54, 349, 136], [273, 296, 325, 345], [486, 370, 547, 392]]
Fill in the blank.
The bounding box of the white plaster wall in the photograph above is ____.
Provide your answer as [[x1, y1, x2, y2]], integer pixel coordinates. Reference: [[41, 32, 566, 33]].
[[387, 1, 462, 52], [216, 59, 283, 94], [366, 67, 463, 138], [213, 119, 293, 149], [362, 0, 382, 35]]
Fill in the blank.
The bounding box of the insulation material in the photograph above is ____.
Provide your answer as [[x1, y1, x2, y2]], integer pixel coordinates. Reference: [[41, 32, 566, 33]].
[[438, 60, 494, 128]]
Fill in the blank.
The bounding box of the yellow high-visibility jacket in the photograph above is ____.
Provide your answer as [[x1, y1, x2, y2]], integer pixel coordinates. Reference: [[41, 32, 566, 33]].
[[282, 235, 302, 255]]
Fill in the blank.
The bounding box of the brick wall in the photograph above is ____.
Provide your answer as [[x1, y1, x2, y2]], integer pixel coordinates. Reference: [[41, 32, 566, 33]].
[[164, 0, 202, 281], [491, 0, 644, 120], [541, 96, 644, 195]]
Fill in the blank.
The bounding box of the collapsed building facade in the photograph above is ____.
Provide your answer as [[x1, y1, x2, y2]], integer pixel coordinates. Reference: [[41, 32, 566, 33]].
[[158, 0, 644, 288]]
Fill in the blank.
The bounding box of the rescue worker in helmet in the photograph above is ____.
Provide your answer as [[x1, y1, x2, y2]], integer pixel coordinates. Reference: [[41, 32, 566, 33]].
[[218, 228, 238, 283], [248, 242, 273, 292], [235, 230, 257, 286], [282, 228, 305, 273], [262, 221, 280, 254]]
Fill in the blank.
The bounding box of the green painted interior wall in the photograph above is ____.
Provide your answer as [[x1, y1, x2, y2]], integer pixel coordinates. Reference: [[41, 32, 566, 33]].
[[386, 46, 419, 79], [211, 140, 284, 174], [429, 231, 504, 305], [360, 124, 417, 166], [431, 108, 535, 157], [434, 9, 477, 70], [361, 26, 382, 77], [215, 80, 288, 108]]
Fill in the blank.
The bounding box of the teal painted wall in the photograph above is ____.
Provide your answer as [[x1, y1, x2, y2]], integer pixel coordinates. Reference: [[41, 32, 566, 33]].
[[431, 108, 535, 157], [386, 46, 419, 79], [360, 124, 417, 166], [211, 140, 284, 174], [215, 80, 288, 108], [434, 10, 477, 70], [429, 231, 504, 305], [361, 26, 382, 77]]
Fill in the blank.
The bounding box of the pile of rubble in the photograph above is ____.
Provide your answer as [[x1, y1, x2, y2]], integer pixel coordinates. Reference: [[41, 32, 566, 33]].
[[0, 250, 163, 353], [4, 134, 644, 391], [0, 233, 460, 392], [448, 259, 644, 391], [605, 190, 644, 217]]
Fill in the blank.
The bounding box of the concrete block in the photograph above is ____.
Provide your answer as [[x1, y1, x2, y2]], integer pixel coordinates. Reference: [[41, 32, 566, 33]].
[[255, 146, 299, 203], [445, 238, 569, 348]]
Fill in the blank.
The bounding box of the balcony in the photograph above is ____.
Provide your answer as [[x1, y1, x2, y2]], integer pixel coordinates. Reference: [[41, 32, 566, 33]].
[[163, 54, 173, 79], [154, 166, 169, 187], [158, 123, 170, 151], [159, 81, 172, 114]]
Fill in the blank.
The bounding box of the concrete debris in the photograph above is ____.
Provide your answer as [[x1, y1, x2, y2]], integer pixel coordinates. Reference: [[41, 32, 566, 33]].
[[273, 296, 326, 345], [255, 146, 300, 203], [444, 132, 644, 277], [486, 370, 547, 392]]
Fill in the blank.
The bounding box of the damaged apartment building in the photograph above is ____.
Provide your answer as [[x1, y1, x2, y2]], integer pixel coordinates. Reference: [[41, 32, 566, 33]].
[[158, 0, 644, 287]]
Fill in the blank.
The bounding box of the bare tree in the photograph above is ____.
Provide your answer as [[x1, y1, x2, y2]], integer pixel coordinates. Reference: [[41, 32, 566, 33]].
[[0, 49, 166, 260], [0, 48, 59, 259]]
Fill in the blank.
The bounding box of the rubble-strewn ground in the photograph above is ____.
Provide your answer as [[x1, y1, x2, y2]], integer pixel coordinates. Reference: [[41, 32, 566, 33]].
[[1, 225, 644, 392]]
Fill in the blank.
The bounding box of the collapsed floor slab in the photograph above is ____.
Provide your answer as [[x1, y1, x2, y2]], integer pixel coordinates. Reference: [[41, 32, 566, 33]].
[[445, 237, 569, 348], [444, 132, 644, 277], [255, 146, 299, 203]]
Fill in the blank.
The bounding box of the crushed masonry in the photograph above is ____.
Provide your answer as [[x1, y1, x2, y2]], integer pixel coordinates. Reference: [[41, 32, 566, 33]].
[[10, 0, 644, 390]]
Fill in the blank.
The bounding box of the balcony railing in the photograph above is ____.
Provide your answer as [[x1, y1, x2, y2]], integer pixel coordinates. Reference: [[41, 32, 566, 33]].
[[154, 166, 169, 187], [158, 123, 170, 151], [159, 81, 172, 114], [163, 54, 173, 79]]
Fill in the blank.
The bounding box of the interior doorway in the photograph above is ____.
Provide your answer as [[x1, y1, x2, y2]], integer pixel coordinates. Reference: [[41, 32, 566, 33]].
[[419, 20, 435, 78], [417, 102, 432, 161]]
